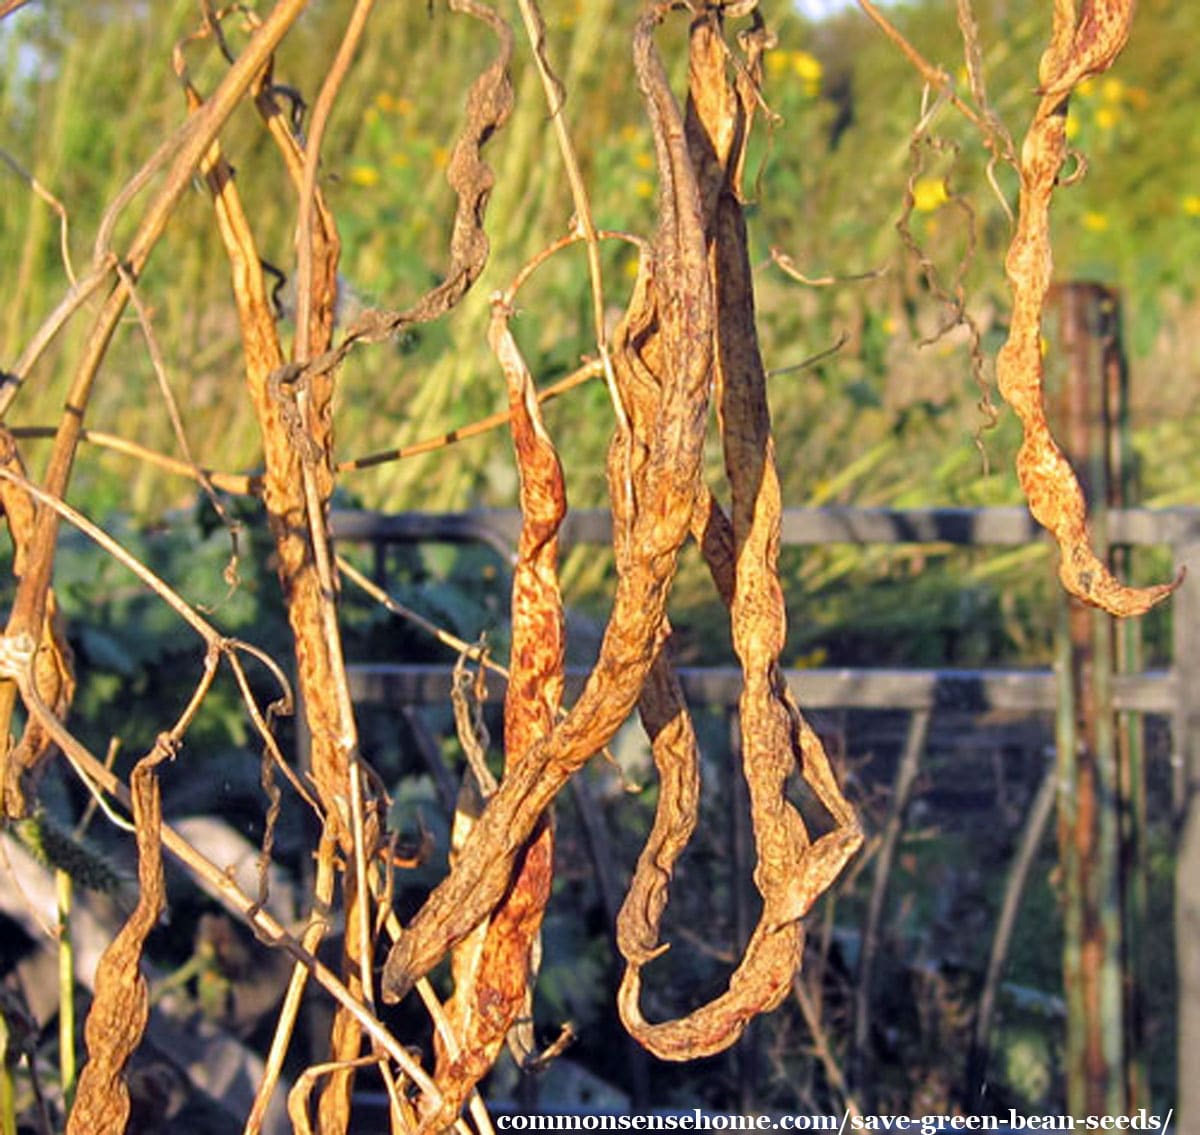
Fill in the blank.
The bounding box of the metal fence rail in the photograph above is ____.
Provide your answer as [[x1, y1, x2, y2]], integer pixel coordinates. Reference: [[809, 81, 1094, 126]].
[[331, 503, 1200, 731]]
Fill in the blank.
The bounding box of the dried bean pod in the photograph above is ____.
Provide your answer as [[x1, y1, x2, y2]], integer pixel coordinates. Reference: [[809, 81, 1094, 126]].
[[996, 0, 1179, 616], [429, 300, 565, 1125], [381, 0, 713, 1002], [614, 10, 860, 1061]]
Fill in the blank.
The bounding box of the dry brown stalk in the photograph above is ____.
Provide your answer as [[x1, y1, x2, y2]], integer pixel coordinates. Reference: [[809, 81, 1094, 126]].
[[994, 0, 1179, 615], [192, 5, 519, 1126], [0, 0, 311, 819]]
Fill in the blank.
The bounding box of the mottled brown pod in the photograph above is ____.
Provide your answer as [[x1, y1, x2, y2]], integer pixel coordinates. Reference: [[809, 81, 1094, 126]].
[[996, 0, 1180, 616], [66, 750, 170, 1135], [427, 300, 566, 1126], [613, 6, 861, 1061]]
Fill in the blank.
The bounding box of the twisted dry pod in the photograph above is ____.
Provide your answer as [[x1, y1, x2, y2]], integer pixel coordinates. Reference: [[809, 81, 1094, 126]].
[[995, 0, 1180, 616]]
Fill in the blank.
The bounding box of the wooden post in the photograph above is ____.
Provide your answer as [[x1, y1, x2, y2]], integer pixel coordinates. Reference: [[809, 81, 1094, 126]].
[[1050, 283, 1125, 1116], [1098, 291, 1151, 1110], [1171, 515, 1200, 1135]]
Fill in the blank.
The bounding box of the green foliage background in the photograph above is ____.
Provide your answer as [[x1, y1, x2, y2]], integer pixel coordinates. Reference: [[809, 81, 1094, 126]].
[[4, 0, 1199, 521]]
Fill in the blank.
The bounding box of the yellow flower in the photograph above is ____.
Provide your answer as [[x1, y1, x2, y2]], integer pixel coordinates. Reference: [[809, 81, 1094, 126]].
[[348, 164, 381, 188], [634, 178, 655, 200], [766, 50, 790, 78], [911, 177, 949, 213], [1095, 105, 1118, 131], [1101, 76, 1125, 103], [376, 93, 413, 116], [1082, 211, 1109, 232], [1065, 109, 1081, 140], [766, 49, 823, 95], [1182, 195, 1200, 217], [619, 124, 641, 144], [1077, 78, 1096, 98], [634, 151, 654, 171], [791, 50, 823, 86], [432, 146, 450, 170]]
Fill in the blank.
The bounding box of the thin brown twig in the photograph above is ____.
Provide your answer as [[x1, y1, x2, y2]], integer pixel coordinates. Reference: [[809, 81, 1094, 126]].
[[502, 227, 643, 306], [6, 427, 253, 494], [855, 0, 988, 134], [967, 758, 1058, 1098], [339, 357, 603, 473], [512, 0, 627, 441], [0, 467, 222, 643], [764, 331, 850, 378], [851, 709, 929, 1099], [769, 247, 886, 288], [792, 975, 861, 1121], [115, 262, 242, 574], [0, 149, 77, 288], [243, 823, 338, 1135], [8, 356, 603, 489], [287, 1055, 385, 1135]]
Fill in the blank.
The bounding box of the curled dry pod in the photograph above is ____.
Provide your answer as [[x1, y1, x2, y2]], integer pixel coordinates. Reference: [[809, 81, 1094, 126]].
[[66, 747, 171, 1135], [428, 298, 565, 1126], [380, 0, 713, 1004], [614, 7, 861, 1061], [997, 0, 1180, 616]]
